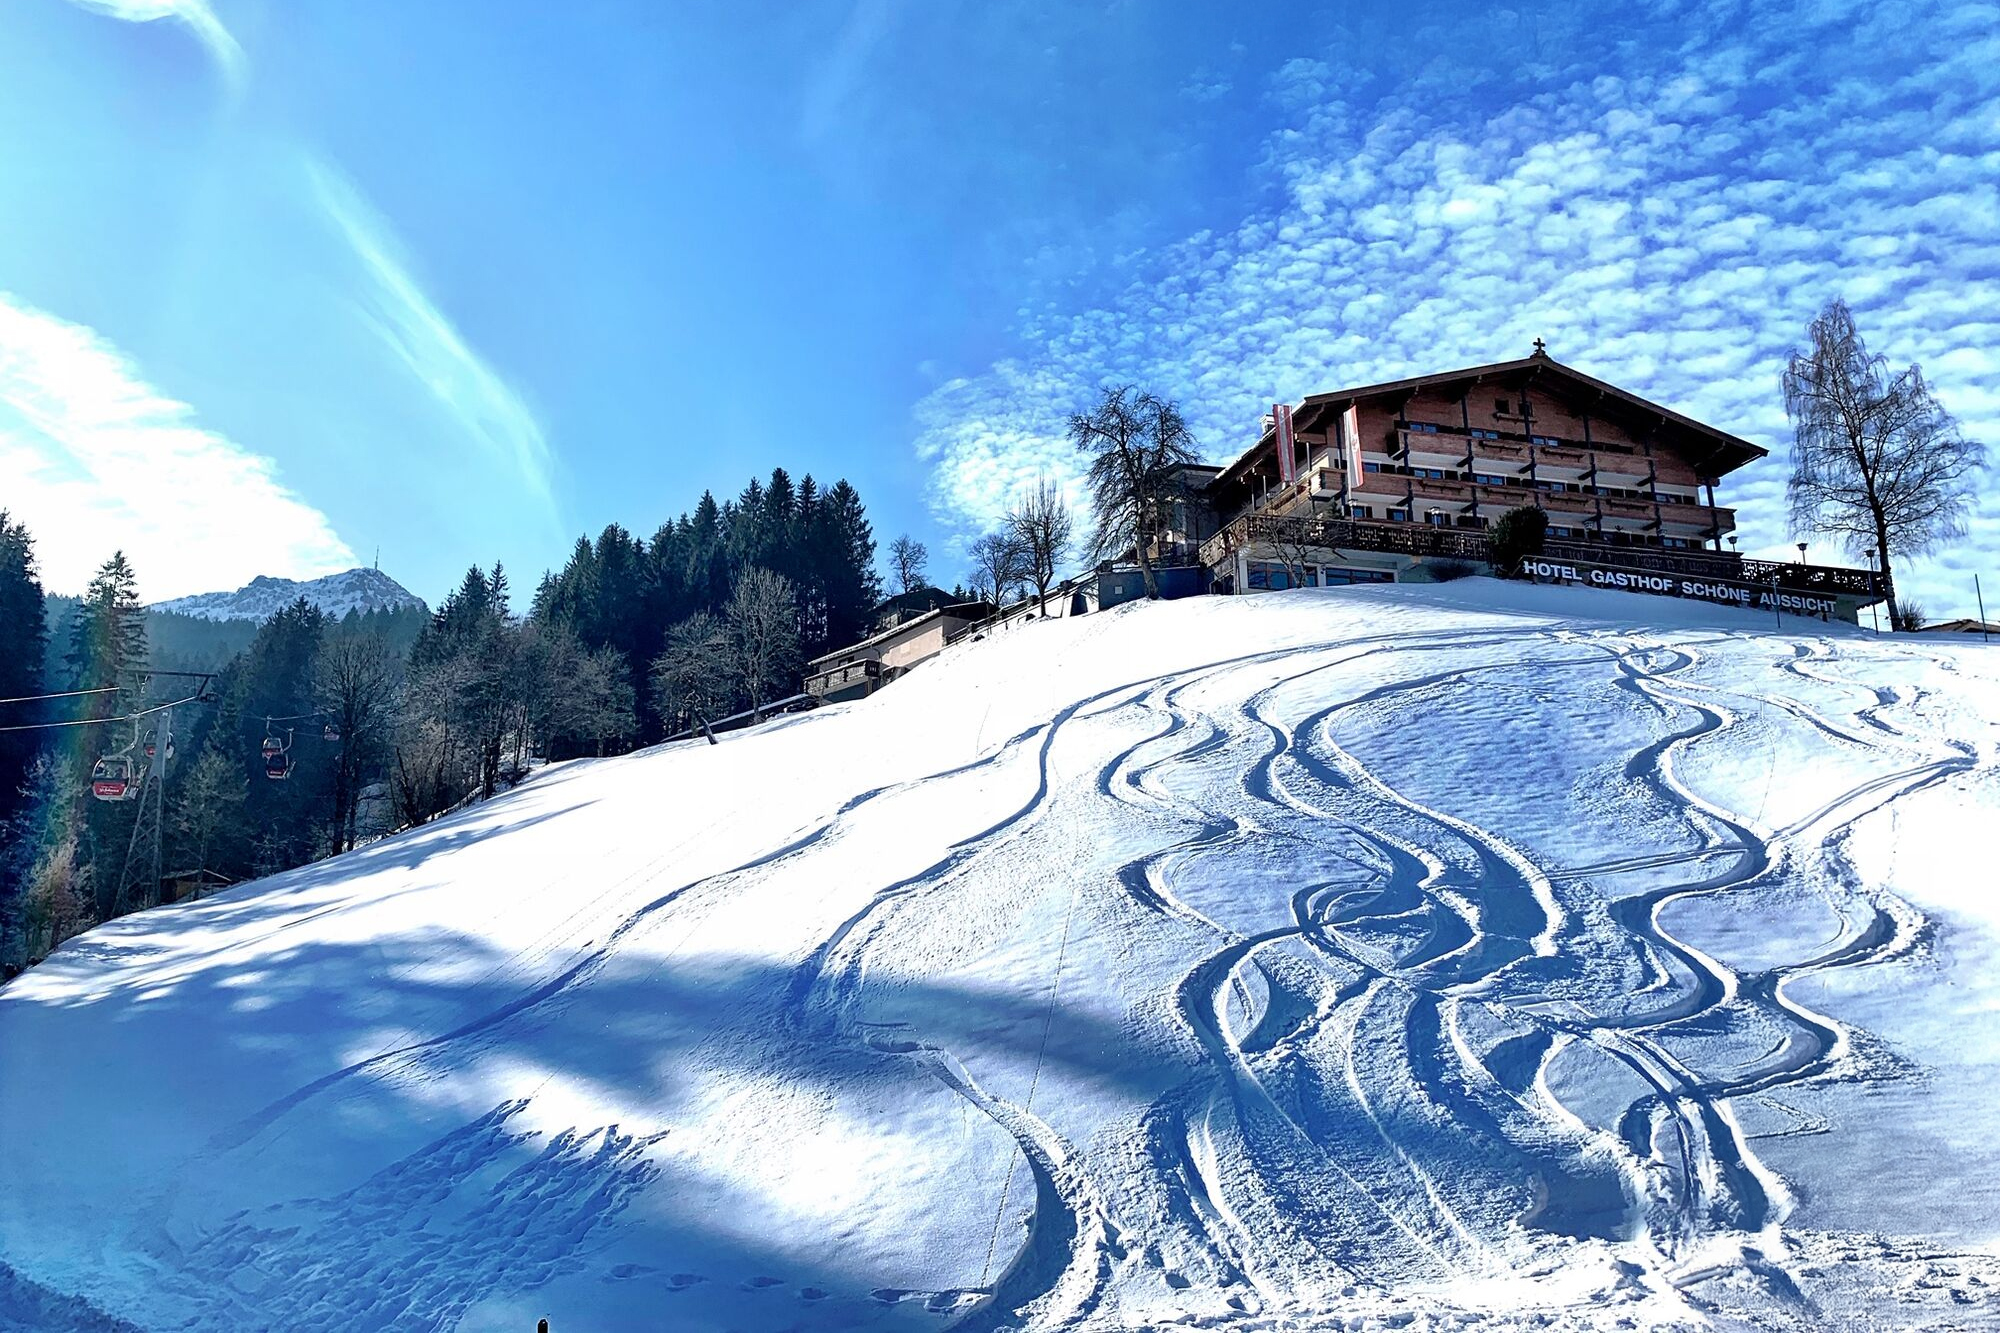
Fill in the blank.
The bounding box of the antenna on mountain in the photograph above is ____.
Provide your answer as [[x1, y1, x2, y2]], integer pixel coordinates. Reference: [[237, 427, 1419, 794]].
[[374, 546, 380, 572]]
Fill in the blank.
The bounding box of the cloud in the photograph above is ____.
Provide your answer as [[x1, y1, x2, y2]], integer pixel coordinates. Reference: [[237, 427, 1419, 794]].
[[799, 0, 902, 146], [0, 292, 354, 600], [913, 0, 2000, 616], [309, 162, 557, 513], [66, 0, 245, 92]]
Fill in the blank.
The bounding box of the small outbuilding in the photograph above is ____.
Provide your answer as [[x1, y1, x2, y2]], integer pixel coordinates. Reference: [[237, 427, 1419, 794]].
[[805, 599, 997, 703]]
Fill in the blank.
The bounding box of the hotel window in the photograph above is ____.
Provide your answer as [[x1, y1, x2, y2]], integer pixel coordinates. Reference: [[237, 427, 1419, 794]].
[[1321, 567, 1394, 586], [1474, 473, 1510, 487], [1405, 421, 1439, 433], [1248, 561, 1316, 591], [1351, 505, 1373, 518], [1470, 428, 1500, 440], [1532, 435, 1558, 446], [1387, 507, 1410, 521], [1662, 536, 1694, 549], [1549, 525, 1577, 538], [1495, 398, 1511, 414], [1363, 461, 1384, 473], [1424, 511, 1448, 526]]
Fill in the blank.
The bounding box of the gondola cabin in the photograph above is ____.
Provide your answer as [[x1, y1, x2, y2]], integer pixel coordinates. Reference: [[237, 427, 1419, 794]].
[[90, 755, 139, 802], [264, 752, 292, 781]]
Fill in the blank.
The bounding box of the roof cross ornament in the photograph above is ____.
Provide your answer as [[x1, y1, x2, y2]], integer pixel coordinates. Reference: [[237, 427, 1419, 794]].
[[1532, 337, 1548, 357]]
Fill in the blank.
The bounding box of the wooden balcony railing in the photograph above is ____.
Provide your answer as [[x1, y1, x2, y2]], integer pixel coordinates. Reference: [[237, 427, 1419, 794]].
[[1198, 514, 1887, 601], [1200, 513, 1490, 567], [1397, 420, 1640, 457], [1532, 443, 1595, 471]]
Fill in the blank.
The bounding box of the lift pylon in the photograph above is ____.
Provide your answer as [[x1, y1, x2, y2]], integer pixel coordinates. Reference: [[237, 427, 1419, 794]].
[[114, 709, 174, 913]]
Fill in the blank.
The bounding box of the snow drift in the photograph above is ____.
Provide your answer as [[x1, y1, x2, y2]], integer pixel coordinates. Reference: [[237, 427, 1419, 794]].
[[4, 579, 1999, 1331]]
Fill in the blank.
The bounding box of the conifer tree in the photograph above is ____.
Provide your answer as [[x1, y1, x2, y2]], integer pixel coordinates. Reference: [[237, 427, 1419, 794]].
[[66, 552, 147, 702], [819, 480, 881, 653], [0, 512, 47, 827], [168, 744, 245, 888]]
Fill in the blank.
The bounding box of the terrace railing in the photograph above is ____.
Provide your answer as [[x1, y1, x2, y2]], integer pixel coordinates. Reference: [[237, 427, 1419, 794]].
[[1202, 514, 1887, 601], [1739, 557, 1884, 597], [1201, 513, 1489, 567]]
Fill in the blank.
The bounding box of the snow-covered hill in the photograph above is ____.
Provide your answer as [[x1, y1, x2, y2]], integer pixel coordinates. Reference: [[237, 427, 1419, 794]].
[[149, 567, 426, 622], [4, 580, 1999, 1332]]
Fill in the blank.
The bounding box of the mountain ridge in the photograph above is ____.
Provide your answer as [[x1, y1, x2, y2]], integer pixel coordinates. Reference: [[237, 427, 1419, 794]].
[[149, 568, 427, 623]]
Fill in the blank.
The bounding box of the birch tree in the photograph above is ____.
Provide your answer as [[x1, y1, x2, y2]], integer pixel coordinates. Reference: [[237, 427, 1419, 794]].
[[1006, 479, 1073, 613], [1783, 300, 1987, 607], [889, 535, 929, 594], [726, 567, 799, 721]]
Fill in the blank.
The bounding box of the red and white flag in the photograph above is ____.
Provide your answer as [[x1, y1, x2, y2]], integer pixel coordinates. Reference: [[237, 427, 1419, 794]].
[[1273, 403, 1296, 484]]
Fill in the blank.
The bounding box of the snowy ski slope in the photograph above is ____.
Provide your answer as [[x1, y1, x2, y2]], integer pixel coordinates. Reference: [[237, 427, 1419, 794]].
[[3, 579, 1999, 1331]]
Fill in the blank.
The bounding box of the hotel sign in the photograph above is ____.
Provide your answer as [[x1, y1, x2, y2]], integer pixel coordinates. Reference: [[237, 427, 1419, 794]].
[[1520, 557, 1839, 618]]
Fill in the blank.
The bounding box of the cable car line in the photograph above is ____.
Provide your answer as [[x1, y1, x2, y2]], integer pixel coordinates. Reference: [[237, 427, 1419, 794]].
[[0, 685, 122, 706], [0, 691, 208, 734]]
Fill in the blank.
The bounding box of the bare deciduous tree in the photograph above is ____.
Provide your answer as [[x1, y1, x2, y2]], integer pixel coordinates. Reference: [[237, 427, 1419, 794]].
[[314, 633, 399, 853], [1265, 497, 1339, 590], [652, 611, 735, 743], [968, 531, 1026, 607], [889, 535, 929, 595], [1006, 479, 1074, 613], [1071, 386, 1201, 599], [1783, 300, 1988, 610], [727, 567, 800, 721]]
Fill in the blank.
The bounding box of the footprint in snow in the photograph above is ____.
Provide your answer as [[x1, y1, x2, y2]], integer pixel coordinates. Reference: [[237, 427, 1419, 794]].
[[666, 1273, 706, 1292], [742, 1275, 785, 1290], [603, 1262, 654, 1282]]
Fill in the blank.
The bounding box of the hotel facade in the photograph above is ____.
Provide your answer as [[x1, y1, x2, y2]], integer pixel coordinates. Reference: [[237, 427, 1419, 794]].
[[1196, 346, 1885, 619]]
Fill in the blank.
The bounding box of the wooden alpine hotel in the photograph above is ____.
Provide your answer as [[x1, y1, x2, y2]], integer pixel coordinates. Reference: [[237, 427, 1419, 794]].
[[1197, 343, 1887, 620]]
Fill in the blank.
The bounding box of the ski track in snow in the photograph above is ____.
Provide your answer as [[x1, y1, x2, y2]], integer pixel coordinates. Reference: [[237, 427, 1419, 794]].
[[6, 591, 2000, 1331]]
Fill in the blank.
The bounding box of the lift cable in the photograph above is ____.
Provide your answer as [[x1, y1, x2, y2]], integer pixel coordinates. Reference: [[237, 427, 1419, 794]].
[[0, 685, 121, 706], [0, 691, 207, 734]]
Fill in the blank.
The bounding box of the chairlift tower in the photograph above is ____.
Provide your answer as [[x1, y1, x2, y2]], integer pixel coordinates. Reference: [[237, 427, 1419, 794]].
[[110, 672, 211, 914], [114, 708, 173, 914]]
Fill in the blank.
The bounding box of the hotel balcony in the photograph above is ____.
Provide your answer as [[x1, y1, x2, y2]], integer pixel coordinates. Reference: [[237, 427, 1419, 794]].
[[1531, 442, 1595, 472], [1257, 466, 1348, 519], [1345, 470, 1736, 535], [1395, 420, 1642, 460]]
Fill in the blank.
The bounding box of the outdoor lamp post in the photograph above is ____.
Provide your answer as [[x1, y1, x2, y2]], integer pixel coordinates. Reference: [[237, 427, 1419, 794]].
[[1865, 548, 1880, 632], [1796, 542, 1808, 565]]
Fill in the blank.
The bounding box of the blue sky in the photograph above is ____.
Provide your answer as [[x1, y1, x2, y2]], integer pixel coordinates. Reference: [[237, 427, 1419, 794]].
[[2, 1, 1995, 617]]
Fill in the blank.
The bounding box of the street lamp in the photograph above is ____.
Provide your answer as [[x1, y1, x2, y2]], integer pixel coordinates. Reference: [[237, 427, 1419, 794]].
[[1796, 541, 1808, 565], [1865, 547, 1880, 632]]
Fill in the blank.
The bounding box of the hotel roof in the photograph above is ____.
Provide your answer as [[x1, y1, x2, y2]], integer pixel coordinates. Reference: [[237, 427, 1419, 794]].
[[1213, 347, 1769, 488]]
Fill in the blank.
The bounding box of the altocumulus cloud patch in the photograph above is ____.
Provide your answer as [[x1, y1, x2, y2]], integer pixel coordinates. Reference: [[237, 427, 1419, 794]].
[[915, 0, 2000, 615]]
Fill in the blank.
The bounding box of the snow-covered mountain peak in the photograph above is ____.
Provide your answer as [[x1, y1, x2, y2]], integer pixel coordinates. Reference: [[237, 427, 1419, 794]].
[[150, 567, 427, 623]]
